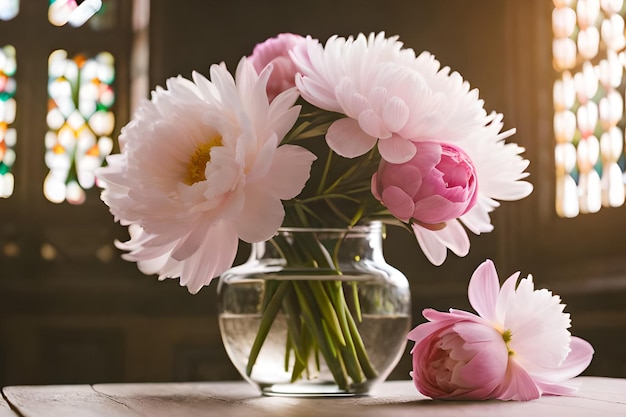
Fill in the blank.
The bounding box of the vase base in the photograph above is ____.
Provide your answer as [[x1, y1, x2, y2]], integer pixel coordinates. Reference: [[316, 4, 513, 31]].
[[259, 382, 370, 397]]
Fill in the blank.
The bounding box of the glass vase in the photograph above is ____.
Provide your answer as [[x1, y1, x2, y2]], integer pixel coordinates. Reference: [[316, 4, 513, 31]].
[[217, 221, 411, 396]]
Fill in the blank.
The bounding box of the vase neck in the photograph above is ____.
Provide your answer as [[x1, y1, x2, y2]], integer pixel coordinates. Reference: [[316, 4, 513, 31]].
[[250, 221, 385, 270]]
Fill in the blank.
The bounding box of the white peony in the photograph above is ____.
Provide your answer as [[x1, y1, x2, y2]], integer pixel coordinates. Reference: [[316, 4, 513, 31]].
[[293, 32, 532, 265], [96, 58, 316, 293]]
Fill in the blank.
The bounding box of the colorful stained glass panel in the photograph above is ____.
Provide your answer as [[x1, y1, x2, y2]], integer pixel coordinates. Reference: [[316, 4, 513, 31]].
[[553, 0, 626, 218], [48, 0, 102, 27], [0, 45, 16, 198], [45, 49, 115, 205]]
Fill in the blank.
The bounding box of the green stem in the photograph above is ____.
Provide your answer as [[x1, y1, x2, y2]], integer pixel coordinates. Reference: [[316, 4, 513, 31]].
[[245, 229, 379, 390], [245, 281, 290, 376], [298, 193, 360, 205], [325, 281, 365, 384], [345, 302, 378, 379], [316, 147, 334, 195], [350, 281, 362, 322], [292, 281, 349, 389], [282, 285, 307, 366], [307, 280, 346, 346]]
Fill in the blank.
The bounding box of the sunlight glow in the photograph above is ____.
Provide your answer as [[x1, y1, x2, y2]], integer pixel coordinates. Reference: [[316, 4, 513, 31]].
[[553, 0, 626, 217]]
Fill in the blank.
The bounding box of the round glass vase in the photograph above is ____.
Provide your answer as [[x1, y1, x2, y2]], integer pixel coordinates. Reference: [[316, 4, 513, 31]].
[[217, 221, 411, 396]]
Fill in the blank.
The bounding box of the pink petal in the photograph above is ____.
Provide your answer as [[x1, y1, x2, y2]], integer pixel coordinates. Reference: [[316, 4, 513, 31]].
[[410, 141, 441, 172], [495, 271, 521, 324], [382, 96, 409, 132], [381, 186, 415, 221], [326, 118, 378, 158], [181, 222, 239, 294], [451, 322, 509, 389], [335, 78, 369, 118], [533, 336, 595, 383], [266, 144, 317, 200], [370, 173, 381, 200], [468, 259, 500, 323], [235, 185, 285, 243], [412, 195, 467, 224], [408, 308, 484, 346], [557, 336, 595, 379], [424, 308, 484, 324], [459, 196, 498, 234], [377, 134, 417, 164], [171, 221, 210, 260], [135, 252, 172, 275], [358, 109, 390, 139], [267, 101, 301, 143], [295, 75, 341, 112], [434, 218, 471, 257], [534, 380, 580, 397], [407, 319, 451, 346], [494, 359, 541, 401], [378, 163, 423, 197], [411, 223, 447, 265]]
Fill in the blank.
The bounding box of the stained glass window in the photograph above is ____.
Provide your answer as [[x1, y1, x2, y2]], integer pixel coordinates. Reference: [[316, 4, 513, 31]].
[[45, 49, 115, 205], [0, 0, 19, 21], [0, 44, 16, 198], [48, 0, 102, 27], [553, 0, 626, 217]]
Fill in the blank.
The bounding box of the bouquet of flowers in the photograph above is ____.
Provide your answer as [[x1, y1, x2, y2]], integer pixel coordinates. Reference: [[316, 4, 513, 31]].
[[96, 32, 533, 393]]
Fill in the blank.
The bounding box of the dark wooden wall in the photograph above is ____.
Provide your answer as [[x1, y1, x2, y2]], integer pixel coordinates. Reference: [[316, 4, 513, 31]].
[[0, 0, 625, 385]]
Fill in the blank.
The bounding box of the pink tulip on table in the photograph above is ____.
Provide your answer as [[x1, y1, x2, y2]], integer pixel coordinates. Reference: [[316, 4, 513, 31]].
[[408, 259, 594, 401]]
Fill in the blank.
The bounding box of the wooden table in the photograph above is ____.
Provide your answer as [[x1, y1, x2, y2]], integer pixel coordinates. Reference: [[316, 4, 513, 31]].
[[2, 377, 625, 417]]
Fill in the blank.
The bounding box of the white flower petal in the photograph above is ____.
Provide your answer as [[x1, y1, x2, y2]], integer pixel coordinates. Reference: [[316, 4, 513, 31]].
[[335, 77, 370, 118], [382, 96, 409, 132], [358, 109, 390, 139], [97, 57, 309, 292], [412, 222, 447, 265], [489, 274, 575, 375], [460, 195, 499, 234], [468, 260, 500, 323], [171, 220, 210, 261], [326, 118, 378, 158], [411, 219, 469, 266], [293, 32, 533, 241], [436, 218, 471, 257], [180, 222, 239, 294], [378, 134, 419, 164], [266, 144, 317, 200], [236, 184, 285, 243], [531, 337, 594, 383]]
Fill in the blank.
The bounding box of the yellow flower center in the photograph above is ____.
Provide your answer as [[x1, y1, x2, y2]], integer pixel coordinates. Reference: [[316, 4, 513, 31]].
[[502, 329, 515, 356], [185, 136, 223, 185]]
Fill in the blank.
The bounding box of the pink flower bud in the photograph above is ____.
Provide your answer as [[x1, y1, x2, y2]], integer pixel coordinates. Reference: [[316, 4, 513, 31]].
[[248, 33, 306, 101], [371, 141, 478, 226], [410, 318, 510, 400]]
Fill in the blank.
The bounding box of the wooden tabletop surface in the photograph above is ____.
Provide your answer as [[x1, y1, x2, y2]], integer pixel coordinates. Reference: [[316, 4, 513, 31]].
[[1, 377, 625, 417]]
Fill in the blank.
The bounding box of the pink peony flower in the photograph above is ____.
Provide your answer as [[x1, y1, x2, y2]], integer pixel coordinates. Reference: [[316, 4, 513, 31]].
[[248, 33, 306, 101], [371, 141, 478, 227], [408, 260, 594, 401]]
